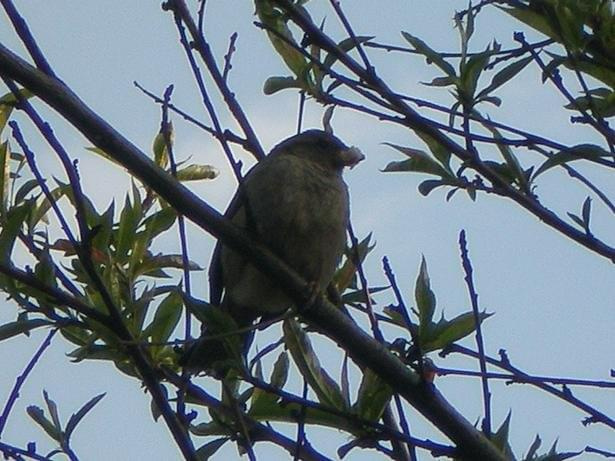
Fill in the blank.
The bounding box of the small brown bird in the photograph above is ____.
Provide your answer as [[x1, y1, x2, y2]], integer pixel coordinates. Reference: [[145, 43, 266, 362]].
[[183, 129, 364, 370]]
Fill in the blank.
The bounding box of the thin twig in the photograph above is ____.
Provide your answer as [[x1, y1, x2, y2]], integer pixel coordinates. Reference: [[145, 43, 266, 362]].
[[0, 0, 56, 77], [222, 32, 238, 83], [133, 81, 250, 150], [165, 371, 332, 461], [0, 329, 57, 436], [272, 0, 615, 263], [294, 380, 309, 461], [0, 262, 111, 326], [458, 230, 491, 435], [166, 0, 265, 160], [328, 0, 372, 71], [435, 366, 615, 388], [444, 344, 615, 429], [514, 32, 614, 147], [172, 14, 244, 183], [161, 86, 193, 341]]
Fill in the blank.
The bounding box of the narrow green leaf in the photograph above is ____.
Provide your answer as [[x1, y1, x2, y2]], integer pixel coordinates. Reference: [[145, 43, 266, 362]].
[[0, 141, 10, 217], [353, 368, 392, 421], [152, 130, 170, 169], [263, 76, 301, 95], [567, 212, 585, 230], [270, 351, 289, 389], [145, 289, 182, 343], [423, 76, 456, 87], [418, 179, 447, 196], [27, 405, 63, 442], [256, 1, 308, 77], [175, 164, 219, 181], [490, 412, 515, 458], [64, 393, 106, 440], [496, 5, 557, 40], [581, 197, 591, 230], [195, 438, 229, 461], [115, 193, 141, 260], [526, 434, 542, 458], [460, 47, 491, 99], [0, 203, 29, 261], [0, 88, 33, 133], [28, 183, 71, 229], [401, 31, 456, 77], [323, 36, 375, 69], [415, 257, 436, 341], [477, 56, 532, 100], [382, 143, 452, 178], [14, 178, 39, 205], [421, 311, 492, 353], [283, 318, 345, 410], [0, 319, 51, 341], [533, 144, 611, 179], [484, 126, 528, 190], [43, 391, 62, 435]]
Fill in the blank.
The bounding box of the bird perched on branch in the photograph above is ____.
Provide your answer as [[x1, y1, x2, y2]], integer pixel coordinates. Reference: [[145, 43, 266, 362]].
[[181, 129, 364, 372]]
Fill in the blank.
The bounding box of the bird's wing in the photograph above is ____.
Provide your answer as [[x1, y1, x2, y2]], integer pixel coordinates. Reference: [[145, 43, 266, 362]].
[[207, 156, 274, 305]]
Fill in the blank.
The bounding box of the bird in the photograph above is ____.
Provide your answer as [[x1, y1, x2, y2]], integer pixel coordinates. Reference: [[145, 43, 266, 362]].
[[181, 129, 364, 372]]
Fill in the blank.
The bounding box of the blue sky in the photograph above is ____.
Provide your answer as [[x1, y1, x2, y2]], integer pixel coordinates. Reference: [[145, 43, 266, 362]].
[[1, 1, 613, 460]]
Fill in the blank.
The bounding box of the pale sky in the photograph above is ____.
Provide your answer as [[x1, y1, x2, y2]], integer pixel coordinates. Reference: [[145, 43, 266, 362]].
[[1, 1, 613, 460]]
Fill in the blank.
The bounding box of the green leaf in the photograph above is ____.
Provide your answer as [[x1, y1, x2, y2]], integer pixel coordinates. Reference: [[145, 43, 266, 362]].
[[195, 438, 229, 461], [0, 203, 29, 261], [418, 179, 451, 197], [43, 391, 62, 436], [141, 206, 177, 239], [382, 143, 452, 178], [526, 434, 542, 459], [270, 351, 289, 389], [417, 132, 452, 171], [0, 141, 10, 218], [152, 130, 170, 169], [323, 35, 375, 69], [490, 412, 515, 458], [564, 88, 615, 117], [145, 289, 182, 343], [115, 191, 142, 260], [27, 405, 63, 442], [567, 212, 585, 230], [136, 254, 202, 278], [423, 76, 456, 87], [353, 368, 392, 421], [477, 56, 532, 100], [256, 1, 309, 77], [460, 46, 492, 100], [175, 164, 218, 181], [263, 76, 302, 95], [401, 31, 456, 77], [484, 126, 528, 191], [415, 257, 436, 340], [0, 319, 51, 341], [14, 178, 40, 205], [283, 318, 346, 410], [532, 144, 611, 179], [420, 311, 492, 353], [28, 183, 71, 229], [496, 5, 557, 40], [0, 88, 33, 134], [64, 393, 106, 440], [581, 197, 591, 230]]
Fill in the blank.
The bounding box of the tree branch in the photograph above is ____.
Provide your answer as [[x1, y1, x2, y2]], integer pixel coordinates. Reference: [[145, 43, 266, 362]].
[[0, 42, 507, 461]]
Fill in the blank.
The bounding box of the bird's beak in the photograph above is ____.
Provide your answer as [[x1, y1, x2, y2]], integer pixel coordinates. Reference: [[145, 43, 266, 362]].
[[340, 146, 365, 168]]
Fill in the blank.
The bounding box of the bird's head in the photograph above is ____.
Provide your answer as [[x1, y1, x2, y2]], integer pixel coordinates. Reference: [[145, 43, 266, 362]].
[[272, 129, 364, 173]]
